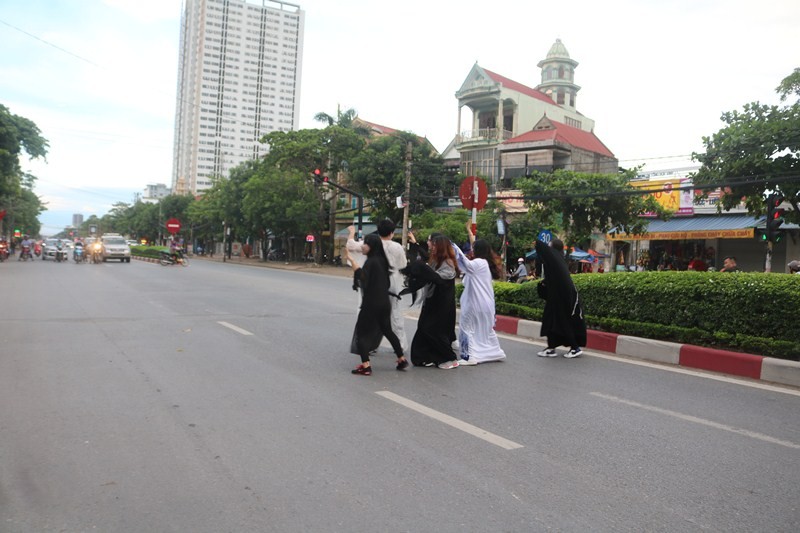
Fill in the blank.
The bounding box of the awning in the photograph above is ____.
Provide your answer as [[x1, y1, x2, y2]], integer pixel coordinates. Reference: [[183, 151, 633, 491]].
[[607, 215, 762, 241]]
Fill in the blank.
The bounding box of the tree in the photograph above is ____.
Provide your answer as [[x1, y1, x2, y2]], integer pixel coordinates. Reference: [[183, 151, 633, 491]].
[[692, 69, 800, 220], [348, 132, 445, 222], [242, 166, 320, 259], [313, 106, 371, 137], [0, 104, 48, 236], [0, 104, 48, 198], [514, 169, 663, 246]]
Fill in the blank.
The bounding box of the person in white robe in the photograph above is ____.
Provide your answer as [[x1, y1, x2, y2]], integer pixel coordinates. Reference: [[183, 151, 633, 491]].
[[451, 223, 506, 365], [377, 219, 409, 353]]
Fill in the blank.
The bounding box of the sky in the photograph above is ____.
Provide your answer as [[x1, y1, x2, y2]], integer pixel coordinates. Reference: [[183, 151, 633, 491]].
[[1, 0, 798, 235]]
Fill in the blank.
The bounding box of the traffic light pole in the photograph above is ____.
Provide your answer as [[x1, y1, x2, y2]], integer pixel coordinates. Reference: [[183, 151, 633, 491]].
[[313, 173, 365, 239], [764, 193, 786, 273]]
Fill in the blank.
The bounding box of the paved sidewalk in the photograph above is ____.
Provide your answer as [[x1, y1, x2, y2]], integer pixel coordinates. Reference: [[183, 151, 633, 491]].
[[146, 254, 800, 389]]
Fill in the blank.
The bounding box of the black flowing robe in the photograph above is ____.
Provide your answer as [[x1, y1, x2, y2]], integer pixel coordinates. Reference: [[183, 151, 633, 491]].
[[350, 255, 393, 355], [401, 260, 458, 366], [535, 240, 587, 348]]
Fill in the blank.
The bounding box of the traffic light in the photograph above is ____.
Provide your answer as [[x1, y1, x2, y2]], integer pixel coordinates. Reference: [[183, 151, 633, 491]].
[[765, 193, 785, 243], [311, 168, 328, 184]]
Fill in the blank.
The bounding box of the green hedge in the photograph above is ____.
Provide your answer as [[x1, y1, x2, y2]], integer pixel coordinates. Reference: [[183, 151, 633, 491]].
[[457, 272, 800, 360]]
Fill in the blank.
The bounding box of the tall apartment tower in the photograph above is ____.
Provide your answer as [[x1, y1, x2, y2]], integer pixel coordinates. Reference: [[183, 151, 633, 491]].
[[172, 0, 305, 195]]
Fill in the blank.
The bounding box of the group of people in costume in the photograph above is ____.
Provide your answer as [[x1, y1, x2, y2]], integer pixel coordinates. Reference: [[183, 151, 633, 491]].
[[343, 219, 585, 376]]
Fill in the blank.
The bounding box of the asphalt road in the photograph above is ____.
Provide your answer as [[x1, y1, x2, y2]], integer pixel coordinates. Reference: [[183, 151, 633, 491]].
[[1, 257, 798, 532]]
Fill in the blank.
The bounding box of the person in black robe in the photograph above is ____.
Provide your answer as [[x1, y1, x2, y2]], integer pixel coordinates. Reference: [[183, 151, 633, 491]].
[[344, 233, 408, 376], [401, 234, 460, 369], [535, 238, 587, 358]]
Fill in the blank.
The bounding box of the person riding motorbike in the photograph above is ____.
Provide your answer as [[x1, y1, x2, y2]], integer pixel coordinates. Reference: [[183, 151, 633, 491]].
[[18, 236, 33, 261], [73, 241, 85, 263], [88, 239, 103, 263], [54, 239, 69, 262]]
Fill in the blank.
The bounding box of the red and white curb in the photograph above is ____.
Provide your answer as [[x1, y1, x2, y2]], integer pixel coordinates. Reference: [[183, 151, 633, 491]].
[[494, 315, 800, 389]]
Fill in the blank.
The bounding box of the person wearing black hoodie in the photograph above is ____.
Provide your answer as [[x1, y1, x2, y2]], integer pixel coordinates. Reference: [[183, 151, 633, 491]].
[[534, 238, 587, 358]]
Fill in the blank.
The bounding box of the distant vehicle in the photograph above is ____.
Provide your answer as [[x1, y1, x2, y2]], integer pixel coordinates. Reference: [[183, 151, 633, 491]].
[[42, 238, 61, 260], [126, 240, 138, 247], [101, 234, 131, 263]]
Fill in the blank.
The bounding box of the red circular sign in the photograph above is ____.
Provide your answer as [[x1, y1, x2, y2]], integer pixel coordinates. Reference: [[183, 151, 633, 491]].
[[459, 176, 488, 210], [165, 218, 181, 235]]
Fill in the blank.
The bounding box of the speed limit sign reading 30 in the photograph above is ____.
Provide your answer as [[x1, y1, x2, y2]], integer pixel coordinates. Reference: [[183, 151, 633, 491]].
[[166, 218, 181, 235], [538, 229, 553, 243]]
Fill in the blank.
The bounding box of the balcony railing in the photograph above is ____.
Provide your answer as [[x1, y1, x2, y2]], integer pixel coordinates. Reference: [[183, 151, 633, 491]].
[[456, 128, 514, 145]]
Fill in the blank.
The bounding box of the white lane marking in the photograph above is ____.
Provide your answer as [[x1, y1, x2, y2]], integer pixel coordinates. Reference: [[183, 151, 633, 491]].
[[217, 321, 253, 336], [376, 391, 523, 450], [500, 334, 800, 398], [591, 392, 800, 450]]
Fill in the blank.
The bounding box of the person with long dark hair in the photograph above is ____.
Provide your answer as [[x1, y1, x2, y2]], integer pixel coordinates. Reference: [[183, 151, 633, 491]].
[[402, 234, 461, 369], [451, 223, 506, 365], [344, 233, 408, 376]]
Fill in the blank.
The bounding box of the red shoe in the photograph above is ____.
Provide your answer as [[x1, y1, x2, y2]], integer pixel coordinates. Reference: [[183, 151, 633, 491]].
[[351, 364, 372, 376]]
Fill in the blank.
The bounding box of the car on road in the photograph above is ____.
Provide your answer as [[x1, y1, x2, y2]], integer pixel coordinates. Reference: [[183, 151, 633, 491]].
[[42, 238, 61, 260], [101, 234, 131, 262]]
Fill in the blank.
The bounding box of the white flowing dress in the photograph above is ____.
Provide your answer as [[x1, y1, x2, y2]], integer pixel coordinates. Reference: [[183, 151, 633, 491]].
[[453, 246, 506, 364]]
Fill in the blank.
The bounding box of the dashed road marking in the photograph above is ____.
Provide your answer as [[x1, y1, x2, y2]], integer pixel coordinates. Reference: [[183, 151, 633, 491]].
[[591, 392, 800, 450], [376, 391, 523, 450], [217, 321, 253, 336]]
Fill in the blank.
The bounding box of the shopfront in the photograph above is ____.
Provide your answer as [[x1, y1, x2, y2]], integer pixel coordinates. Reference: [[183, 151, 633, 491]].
[[606, 215, 768, 271]]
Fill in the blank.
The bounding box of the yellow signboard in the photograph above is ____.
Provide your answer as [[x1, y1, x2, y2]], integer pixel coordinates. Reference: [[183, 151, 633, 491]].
[[631, 179, 694, 216], [606, 228, 754, 241]]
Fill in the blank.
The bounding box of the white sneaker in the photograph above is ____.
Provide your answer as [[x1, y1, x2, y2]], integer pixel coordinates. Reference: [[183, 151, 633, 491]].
[[438, 360, 459, 369], [564, 348, 583, 358], [537, 348, 558, 357], [458, 358, 478, 366]]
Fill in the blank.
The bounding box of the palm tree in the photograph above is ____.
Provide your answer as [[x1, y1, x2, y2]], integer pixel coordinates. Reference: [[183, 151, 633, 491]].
[[313, 105, 357, 127], [313, 106, 371, 137]]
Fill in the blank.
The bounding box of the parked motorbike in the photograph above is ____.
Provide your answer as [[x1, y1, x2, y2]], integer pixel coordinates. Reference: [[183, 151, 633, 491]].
[[159, 250, 188, 266], [73, 245, 85, 263], [0, 241, 8, 262], [19, 244, 33, 262]]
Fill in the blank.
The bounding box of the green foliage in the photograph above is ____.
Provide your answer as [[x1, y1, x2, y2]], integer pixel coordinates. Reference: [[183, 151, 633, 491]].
[[349, 133, 445, 222], [514, 168, 666, 246], [242, 166, 320, 247], [692, 69, 800, 221], [776, 67, 800, 102], [2, 187, 44, 237], [0, 104, 48, 236], [0, 104, 49, 198]]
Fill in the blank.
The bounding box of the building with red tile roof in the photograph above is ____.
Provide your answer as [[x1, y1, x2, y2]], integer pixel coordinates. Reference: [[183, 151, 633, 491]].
[[453, 39, 617, 190]]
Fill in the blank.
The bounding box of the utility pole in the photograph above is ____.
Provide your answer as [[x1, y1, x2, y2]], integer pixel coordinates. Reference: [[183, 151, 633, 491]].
[[401, 141, 412, 248]]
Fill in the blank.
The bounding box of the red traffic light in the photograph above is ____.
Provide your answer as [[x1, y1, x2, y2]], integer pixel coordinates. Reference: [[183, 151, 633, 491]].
[[314, 168, 321, 176]]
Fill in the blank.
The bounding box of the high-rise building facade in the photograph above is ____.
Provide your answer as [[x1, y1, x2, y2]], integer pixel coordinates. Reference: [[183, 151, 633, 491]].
[[172, 0, 304, 195]]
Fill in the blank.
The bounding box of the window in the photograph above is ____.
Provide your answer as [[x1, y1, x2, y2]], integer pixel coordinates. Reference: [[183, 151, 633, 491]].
[[557, 90, 565, 105]]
